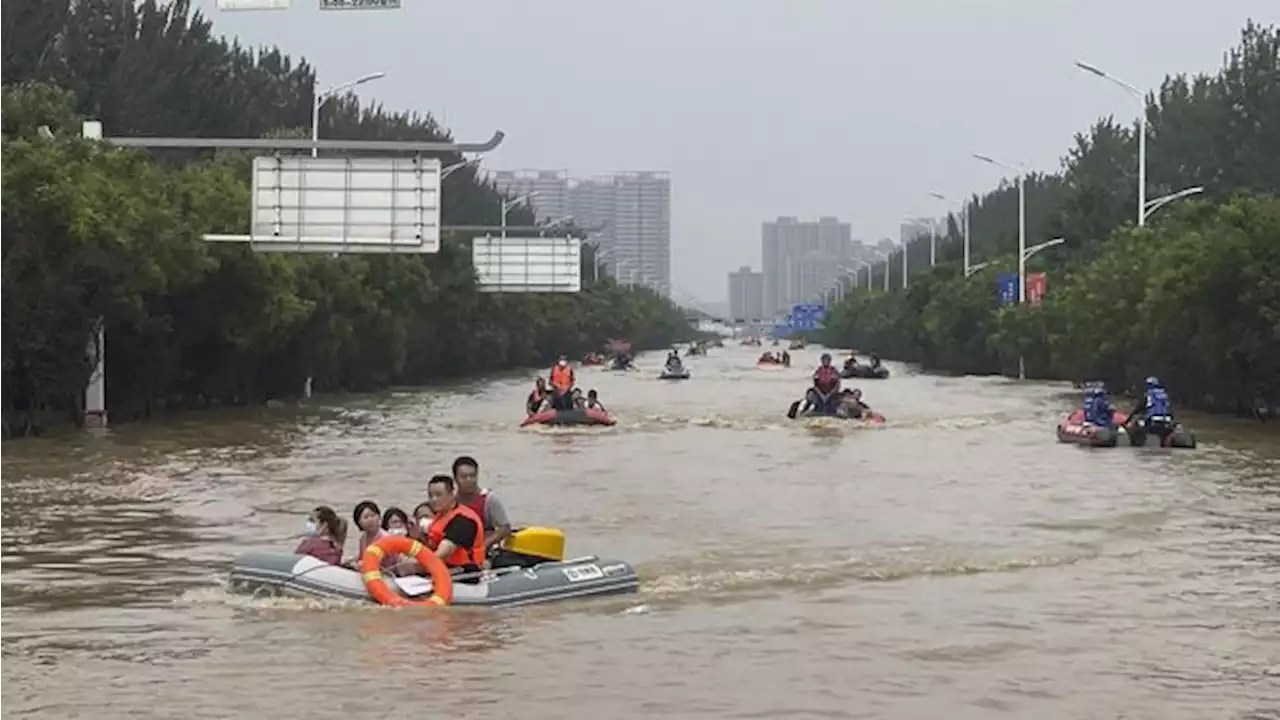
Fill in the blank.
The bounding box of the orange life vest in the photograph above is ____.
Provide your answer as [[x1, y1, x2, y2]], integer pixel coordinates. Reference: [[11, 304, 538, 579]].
[[426, 504, 486, 569], [550, 365, 574, 391], [814, 365, 840, 393]]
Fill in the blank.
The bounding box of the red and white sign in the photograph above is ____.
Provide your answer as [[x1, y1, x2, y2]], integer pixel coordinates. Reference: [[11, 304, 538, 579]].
[[1025, 272, 1047, 307]]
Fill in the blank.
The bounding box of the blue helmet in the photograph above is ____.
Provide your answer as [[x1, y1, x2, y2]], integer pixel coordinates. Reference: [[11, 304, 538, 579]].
[[820, 353, 832, 363], [1088, 387, 1104, 397], [1145, 376, 1161, 388]]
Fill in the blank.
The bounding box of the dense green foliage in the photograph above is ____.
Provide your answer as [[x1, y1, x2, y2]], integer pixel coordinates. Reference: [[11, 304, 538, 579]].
[[1, 0, 693, 436], [822, 22, 1280, 414]]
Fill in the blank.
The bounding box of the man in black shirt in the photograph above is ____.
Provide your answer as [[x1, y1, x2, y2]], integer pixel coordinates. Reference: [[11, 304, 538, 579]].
[[426, 475, 485, 576]]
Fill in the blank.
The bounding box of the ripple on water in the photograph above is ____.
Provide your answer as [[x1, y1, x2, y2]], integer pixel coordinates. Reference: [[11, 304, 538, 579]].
[[2, 347, 1278, 719]]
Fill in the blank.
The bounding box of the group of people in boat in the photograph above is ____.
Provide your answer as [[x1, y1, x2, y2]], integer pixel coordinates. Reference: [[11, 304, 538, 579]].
[[526, 356, 608, 415], [842, 352, 884, 375], [801, 352, 875, 418], [1079, 376, 1178, 440], [664, 350, 687, 374], [295, 455, 513, 579], [758, 350, 792, 366]]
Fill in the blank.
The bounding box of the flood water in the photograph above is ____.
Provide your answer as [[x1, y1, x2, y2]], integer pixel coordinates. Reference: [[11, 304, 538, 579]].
[[2, 344, 1278, 719]]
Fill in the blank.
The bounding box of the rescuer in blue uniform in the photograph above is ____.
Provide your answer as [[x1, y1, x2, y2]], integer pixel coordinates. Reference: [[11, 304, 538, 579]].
[[1129, 376, 1175, 441], [1083, 387, 1117, 427]]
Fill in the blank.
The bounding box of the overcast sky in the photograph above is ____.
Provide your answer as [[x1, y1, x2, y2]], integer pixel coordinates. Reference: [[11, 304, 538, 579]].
[[198, 0, 1275, 301]]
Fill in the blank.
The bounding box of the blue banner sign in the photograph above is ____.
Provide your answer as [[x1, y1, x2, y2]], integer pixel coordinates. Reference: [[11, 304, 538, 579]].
[[787, 303, 827, 332], [995, 273, 1019, 307]]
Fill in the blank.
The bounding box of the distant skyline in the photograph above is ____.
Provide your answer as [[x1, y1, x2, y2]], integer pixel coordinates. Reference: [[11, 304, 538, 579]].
[[197, 0, 1271, 301], [490, 168, 673, 294]]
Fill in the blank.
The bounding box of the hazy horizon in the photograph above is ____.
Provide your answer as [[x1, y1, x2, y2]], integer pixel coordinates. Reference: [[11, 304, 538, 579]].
[[197, 0, 1273, 302]]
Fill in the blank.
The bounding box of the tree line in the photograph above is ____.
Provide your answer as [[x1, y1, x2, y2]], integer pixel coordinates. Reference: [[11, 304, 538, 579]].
[[820, 21, 1280, 416], [1, 0, 695, 437]]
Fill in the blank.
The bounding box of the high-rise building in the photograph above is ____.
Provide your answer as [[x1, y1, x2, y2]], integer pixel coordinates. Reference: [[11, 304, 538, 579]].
[[490, 170, 570, 224], [493, 169, 671, 296], [567, 172, 671, 295], [727, 266, 765, 321], [761, 216, 856, 316]]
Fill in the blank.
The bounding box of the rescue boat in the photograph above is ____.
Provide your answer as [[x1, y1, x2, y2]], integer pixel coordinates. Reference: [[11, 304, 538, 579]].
[[840, 364, 890, 380], [1124, 419, 1197, 449], [1056, 409, 1127, 447], [794, 407, 886, 424], [520, 407, 616, 427], [228, 527, 639, 608]]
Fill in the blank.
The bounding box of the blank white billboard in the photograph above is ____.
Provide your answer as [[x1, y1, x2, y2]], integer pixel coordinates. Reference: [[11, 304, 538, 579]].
[[217, 0, 290, 9], [248, 156, 440, 253], [472, 236, 582, 293]]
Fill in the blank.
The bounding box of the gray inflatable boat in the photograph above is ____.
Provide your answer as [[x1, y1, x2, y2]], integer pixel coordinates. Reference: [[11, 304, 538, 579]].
[[228, 552, 639, 608]]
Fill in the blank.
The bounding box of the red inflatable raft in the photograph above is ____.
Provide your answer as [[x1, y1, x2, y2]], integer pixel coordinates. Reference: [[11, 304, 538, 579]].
[[1057, 409, 1129, 447], [521, 408, 616, 427]]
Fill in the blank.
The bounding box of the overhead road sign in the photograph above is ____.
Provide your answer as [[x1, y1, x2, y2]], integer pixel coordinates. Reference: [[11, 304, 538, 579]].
[[787, 303, 827, 332], [217, 0, 290, 9], [472, 236, 582, 293], [321, 0, 401, 7], [102, 131, 506, 155], [206, 156, 440, 254]]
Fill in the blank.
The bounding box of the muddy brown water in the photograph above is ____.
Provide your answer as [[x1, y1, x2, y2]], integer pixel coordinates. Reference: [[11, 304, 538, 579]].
[[3, 345, 1278, 719]]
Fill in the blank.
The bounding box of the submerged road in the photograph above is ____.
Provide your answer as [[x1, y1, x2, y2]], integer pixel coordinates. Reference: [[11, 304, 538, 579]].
[[2, 344, 1278, 719]]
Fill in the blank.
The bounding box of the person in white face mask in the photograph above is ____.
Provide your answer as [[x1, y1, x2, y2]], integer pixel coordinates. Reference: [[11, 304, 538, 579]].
[[381, 507, 411, 536], [380, 507, 415, 575], [294, 506, 344, 565], [411, 501, 435, 540]]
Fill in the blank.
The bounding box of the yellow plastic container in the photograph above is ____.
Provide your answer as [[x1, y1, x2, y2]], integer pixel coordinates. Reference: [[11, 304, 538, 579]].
[[505, 527, 565, 562]]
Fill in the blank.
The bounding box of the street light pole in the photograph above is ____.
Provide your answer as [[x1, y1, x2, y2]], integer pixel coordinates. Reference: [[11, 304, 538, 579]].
[[973, 153, 1026, 302], [930, 191, 971, 275], [1013, 236, 1066, 379], [500, 191, 540, 240], [441, 156, 482, 179], [593, 247, 615, 284], [312, 71, 386, 158], [1076, 61, 1146, 227], [964, 202, 971, 275], [927, 219, 936, 267], [854, 261, 871, 292], [1142, 186, 1204, 222], [1024, 237, 1065, 262]]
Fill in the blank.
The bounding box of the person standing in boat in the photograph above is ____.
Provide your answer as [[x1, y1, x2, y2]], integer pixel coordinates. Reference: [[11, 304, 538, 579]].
[[425, 474, 487, 577], [451, 456, 512, 555], [549, 356, 576, 410]]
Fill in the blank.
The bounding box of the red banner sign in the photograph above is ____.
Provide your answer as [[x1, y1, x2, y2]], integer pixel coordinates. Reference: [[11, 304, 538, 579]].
[[1025, 272, 1047, 307]]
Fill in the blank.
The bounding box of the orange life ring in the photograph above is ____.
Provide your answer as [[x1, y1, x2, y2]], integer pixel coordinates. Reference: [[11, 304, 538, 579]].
[[360, 534, 454, 608]]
